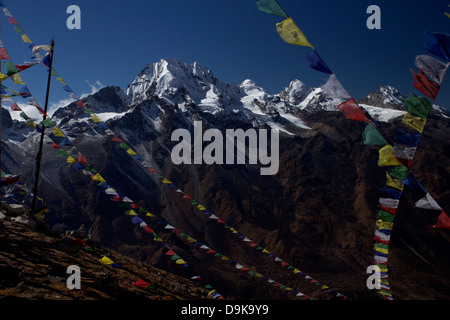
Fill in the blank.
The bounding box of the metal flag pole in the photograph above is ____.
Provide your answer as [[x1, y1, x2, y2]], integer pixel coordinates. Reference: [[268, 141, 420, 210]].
[[31, 39, 55, 214]]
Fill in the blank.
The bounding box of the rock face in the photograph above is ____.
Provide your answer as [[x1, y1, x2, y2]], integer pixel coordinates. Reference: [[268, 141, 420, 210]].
[[1, 58, 450, 300]]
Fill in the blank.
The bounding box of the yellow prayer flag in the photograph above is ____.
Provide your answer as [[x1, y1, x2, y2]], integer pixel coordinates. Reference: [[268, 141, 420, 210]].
[[56, 77, 67, 85], [91, 114, 101, 122], [402, 113, 426, 133], [125, 210, 137, 216], [175, 258, 187, 264], [221, 256, 230, 261], [126, 148, 137, 155], [53, 127, 65, 137], [378, 145, 404, 167], [0, 73, 9, 82], [25, 120, 36, 127], [276, 17, 314, 49], [386, 172, 404, 191], [91, 173, 106, 182], [376, 219, 393, 230], [21, 34, 32, 43], [161, 178, 172, 184], [262, 248, 270, 254], [11, 73, 25, 84], [99, 256, 114, 265], [293, 268, 301, 273], [321, 285, 329, 289], [197, 204, 206, 210], [186, 237, 196, 243], [67, 156, 76, 163], [146, 212, 156, 217], [375, 246, 389, 255]]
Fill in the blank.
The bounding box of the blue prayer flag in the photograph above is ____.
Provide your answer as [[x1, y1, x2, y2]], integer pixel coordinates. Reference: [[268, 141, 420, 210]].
[[424, 32, 450, 62]]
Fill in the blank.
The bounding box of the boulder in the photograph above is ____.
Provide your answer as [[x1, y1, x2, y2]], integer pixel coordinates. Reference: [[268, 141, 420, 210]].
[[13, 214, 37, 229], [7, 204, 28, 217]]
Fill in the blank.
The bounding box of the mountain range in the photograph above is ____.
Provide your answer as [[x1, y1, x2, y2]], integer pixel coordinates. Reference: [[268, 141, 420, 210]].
[[1, 58, 450, 300]]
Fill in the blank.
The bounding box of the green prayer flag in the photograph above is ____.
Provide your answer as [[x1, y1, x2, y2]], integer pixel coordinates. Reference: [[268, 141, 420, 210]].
[[362, 123, 388, 146], [14, 26, 24, 33], [42, 118, 55, 127], [119, 142, 129, 149], [4, 61, 18, 76], [402, 94, 433, 119], [57, 149, 69, 157], [255, 0, 288, 17], [377, 210, 395, 223], [390, 166, 409, 180]]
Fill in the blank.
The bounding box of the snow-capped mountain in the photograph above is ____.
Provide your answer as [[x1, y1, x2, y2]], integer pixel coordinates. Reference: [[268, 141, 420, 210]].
[[2, 58, 450, 300]]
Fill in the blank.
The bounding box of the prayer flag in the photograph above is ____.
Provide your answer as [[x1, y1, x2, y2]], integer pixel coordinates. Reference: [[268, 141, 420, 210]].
[[306, 50, 332, 74], [99, 256, 114, 265], [402, 113, 426, 133], [255, 0, 288, 17], [276, 18, 314, 49], [320, 74, 351, 101], [433, 211, 450, 230], [386, 173, 404, 191], [415, 193, 442, 211], [403, 94, 433, 119], [424, 32, 450, 62], [21, 35, 32, 43], [415, 54, 449, 85], [338, 98, 370, 122], [411, 69, 440, 101], [10, 103, 21, 111], [126, 148, 137, 156], [362, 123, 388, 146], [378, 145, 404, 167], [0, 47, 10, 60]]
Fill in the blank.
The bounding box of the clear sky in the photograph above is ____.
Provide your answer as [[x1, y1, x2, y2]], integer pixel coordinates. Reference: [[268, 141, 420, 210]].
[[1, 0, 449, 116]]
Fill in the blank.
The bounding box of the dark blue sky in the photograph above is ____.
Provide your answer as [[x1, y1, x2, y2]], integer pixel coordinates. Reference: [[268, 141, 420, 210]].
[[1, 0, 449, 113]]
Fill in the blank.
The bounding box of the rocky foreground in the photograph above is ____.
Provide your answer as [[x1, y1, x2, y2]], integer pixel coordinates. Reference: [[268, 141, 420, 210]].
[[0, 202, 210, 300]]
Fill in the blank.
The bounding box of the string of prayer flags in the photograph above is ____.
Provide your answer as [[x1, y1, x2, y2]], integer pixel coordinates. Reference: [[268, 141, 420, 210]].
[[424, 32, 450, 62], [306, 50, 333, 74], [255, 0, 288, 17], [338, 98, 370, 122], [276, 18, 314, 49], [362, 123, 388, 146], [415, 55, 449, 85]]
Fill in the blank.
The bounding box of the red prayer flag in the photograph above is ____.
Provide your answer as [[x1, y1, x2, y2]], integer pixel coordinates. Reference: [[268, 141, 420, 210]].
[[165, 249, 176, 256], [433, 211, 450, 230], [112, 136, 123, 142], [149, 168, 157, 173], [378, 205, 397, 215], [76, 155, 88, 164], [0, 48, 11, 60], [7, 17, 18, 25], [51, 142, 61, 149], [75, 100, 86, 107], [132, 279, 151, 288], [411, 69, 440, 101], [338, 98, 370, 122], [10, 103, 21, 111], [15, 64, 33, 72], [144, 225, 154, 233]]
